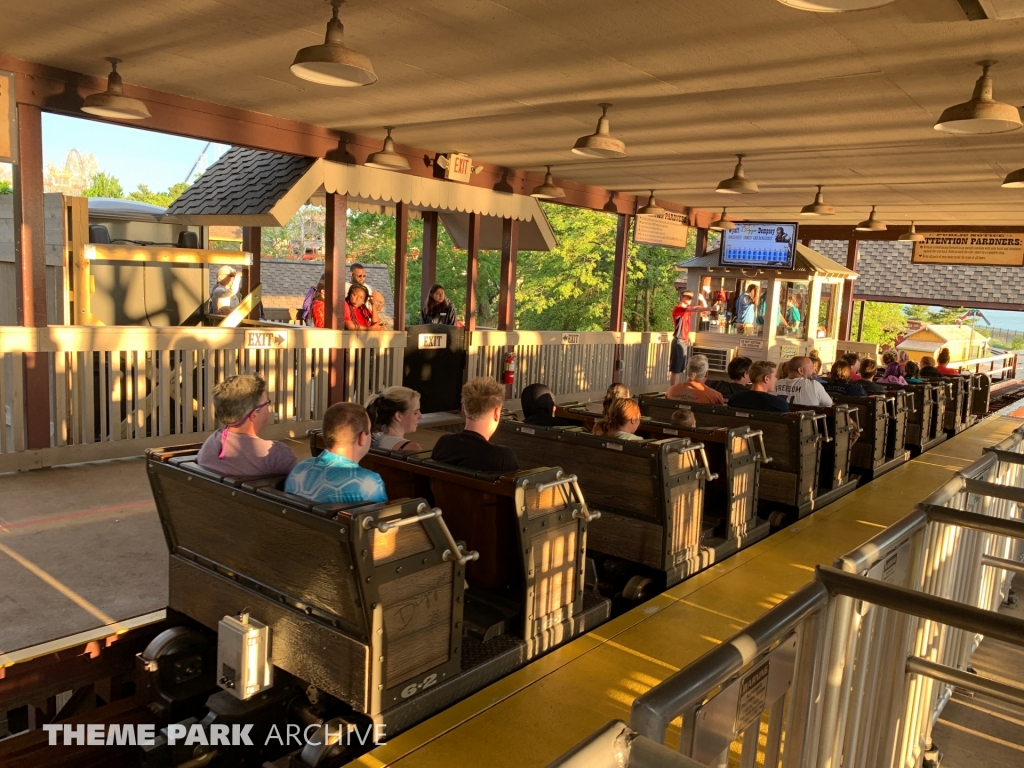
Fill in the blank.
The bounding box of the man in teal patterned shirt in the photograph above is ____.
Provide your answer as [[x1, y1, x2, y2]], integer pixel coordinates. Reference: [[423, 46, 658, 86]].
[[286, 402, 387, 505]]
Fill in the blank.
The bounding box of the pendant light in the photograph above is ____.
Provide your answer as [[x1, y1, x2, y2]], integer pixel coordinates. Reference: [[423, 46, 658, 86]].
[[775, 0, 896, 10], [365, 128, 410, 171], [898, 222, 926, 242], [709, 208, 735, 231], [855, 205, 886, 231], [572, 103, 627, 158], [934, 61, 1021, 135], [636, 191, 664, 216], [799, 185, 835, 216], [1001, 166, 1024, 188], [290, 0, 377, 87], [716, 154, 760, 194], [529, 166, 565, 199], [80, 59, 151, 120]]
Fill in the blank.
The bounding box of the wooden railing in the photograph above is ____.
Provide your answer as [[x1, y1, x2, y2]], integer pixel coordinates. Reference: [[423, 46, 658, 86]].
[[954, 352, 1018, 380], [0, 327, 404, 471], [467, 331, 672, 401]]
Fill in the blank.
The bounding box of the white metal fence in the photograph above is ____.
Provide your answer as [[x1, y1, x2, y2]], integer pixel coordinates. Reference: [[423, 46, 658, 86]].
[[550, 425, 1024, 768]]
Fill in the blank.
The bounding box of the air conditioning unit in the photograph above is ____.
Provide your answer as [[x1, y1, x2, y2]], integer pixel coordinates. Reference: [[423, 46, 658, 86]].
[[694, 346, 733, 373]]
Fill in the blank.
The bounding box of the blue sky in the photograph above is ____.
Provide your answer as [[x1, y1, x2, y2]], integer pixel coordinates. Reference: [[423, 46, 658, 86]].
[[42, 113, 229, 192]]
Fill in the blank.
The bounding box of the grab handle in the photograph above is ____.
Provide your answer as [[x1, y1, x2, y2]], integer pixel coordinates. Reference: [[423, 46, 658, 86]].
[[365, 504, 479, 566]]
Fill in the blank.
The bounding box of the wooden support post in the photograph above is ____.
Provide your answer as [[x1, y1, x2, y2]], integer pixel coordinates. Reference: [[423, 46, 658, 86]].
[[13, 104, 51, 450], [420, 211, 439, 319], [838, 239, 859, 341], [394, 202, 408, 332], [465, 213, 480, 333], [857, 300, 866, 342], [498, 218, 519, 331], [695, 227, 707, 258], [610, 213, 631, 332], [325, 192, 347, 404], [243, 226, 262, 321]]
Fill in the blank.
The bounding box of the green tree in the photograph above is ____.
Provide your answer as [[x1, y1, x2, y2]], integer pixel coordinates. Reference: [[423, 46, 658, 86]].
[[903, 304, 930, 321], [624, 231, 696, 332], [127, 181, 190, 208], [856, 301, 907, 346], [0, 180, 11, 195], [82, 171, 125, 198]]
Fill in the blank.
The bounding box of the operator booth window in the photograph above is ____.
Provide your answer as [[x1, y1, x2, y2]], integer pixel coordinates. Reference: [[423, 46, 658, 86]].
[[779, 282, 808, 339], [818, 283, 837, 339]]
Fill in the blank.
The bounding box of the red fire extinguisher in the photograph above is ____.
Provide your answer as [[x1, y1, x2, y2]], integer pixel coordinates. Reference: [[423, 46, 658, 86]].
[[503, 351, 516, 385]]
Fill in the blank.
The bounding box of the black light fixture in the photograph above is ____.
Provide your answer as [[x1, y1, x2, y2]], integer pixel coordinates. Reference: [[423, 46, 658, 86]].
[[290, 0, 377, 87], [80, 58, 151, 120]]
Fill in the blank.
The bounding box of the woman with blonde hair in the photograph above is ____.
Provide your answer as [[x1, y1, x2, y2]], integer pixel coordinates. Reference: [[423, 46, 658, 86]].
[[602, 383, 631, 415], [592, 397, 643, 441], [366, 386, 424, 452]]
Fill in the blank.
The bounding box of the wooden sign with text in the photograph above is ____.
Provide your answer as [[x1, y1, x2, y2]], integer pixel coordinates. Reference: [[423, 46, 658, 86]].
[[912, 232, 1024, 266]]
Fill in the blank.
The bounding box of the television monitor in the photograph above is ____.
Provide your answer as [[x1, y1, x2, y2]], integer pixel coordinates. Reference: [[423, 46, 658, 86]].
[[719, 222, 798, 269]]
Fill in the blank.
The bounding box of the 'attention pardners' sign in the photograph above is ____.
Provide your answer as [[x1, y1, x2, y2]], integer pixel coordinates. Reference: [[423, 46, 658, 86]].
[[911, 233, 1024, 266]]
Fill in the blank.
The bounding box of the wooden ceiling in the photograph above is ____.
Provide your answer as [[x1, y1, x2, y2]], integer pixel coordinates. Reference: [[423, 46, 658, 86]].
[[5, 0, 1024, 223]]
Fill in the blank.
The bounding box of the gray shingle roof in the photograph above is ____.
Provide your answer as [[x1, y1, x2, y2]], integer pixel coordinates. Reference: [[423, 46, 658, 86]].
[[169, 147, 315, 217], [809, 239, 1024, 307]]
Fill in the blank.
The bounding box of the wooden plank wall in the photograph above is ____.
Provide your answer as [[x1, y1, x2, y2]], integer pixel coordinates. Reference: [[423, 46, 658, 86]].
[[0, 193, 66, 325]]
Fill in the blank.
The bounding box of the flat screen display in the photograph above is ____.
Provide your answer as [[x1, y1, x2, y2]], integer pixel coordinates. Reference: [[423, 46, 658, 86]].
[[720, 222, 798, 269]]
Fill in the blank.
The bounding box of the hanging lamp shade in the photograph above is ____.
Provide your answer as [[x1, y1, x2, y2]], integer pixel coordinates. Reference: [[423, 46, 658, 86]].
[[365, 128, 410, 171], [709, 208, 735, 231], [855, 205, 887, 231], [799, 185, 835, 216], [530, 166, 565, 199], [290, 0, 377, 87], [80, 58, 151, 120], [775, 0, 896, 10], [934, 62, 1021, 135], [572, 103, 627, 158], [637, 191, 665, 216], [1002, 166, 1024, 188], [716, 154, 760, 194], [898, 222, 926, 242]]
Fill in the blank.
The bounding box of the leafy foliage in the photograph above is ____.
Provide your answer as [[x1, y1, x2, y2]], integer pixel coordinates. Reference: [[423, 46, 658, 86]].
[[0, 180, 11, 195], [82, 172, 125, 199], [127, 181, 190, 208], [855, 301, 908, 346]]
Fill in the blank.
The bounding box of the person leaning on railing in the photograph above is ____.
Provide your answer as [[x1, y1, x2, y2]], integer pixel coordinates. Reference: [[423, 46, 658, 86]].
[[343, 284, 385, 330], [421, 284, 458, 325], [286, 403, 387, 504], [197, 374, 298, 476]]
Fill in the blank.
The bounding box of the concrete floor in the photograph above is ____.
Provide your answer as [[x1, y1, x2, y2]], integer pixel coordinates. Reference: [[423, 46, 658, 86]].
[[931, 575, 1024, 768], [0, 422, 457, 655]]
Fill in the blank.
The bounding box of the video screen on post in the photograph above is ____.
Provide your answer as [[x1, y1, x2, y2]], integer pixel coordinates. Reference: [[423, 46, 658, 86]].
[[719, 222, 798, 269]]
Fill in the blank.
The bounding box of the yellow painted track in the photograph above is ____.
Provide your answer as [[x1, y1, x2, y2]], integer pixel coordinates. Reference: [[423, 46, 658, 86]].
[[348, 413, 1024, 768]]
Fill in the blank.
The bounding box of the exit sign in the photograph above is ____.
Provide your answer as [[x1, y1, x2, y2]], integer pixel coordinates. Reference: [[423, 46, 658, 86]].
[[443, 153, 474, 183]]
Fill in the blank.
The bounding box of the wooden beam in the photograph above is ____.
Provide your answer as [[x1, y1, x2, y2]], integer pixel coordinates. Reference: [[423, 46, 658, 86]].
[[466, 213, 480, 333], [14, 104, 51, 450], [420, 211, 439, 315], [610, 214, 631, 332], [325, 193, 347, 404], [498, 218, 519, 331], [695, 227, 707, 258], [838, 240, 859, 341], [796, 224, 1024, 241], [394, 202, 408, 332], [243, 226, 262, 321]]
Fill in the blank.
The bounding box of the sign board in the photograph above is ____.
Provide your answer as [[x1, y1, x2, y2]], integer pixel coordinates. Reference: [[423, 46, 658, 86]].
[[656, 333, 671, 344], [780, 345, 799, 359], [244, 330, 288, 349], [739, 339, 763, 350], [418, 333, 447, 349], [735, 660, 771, 732], [720, 222, 798, 270], [0, 70, 15, 164], [911, 232, 1024, 266], [633, 210, 690, 249], [561, 333, 581, 344], [443, 153, 474, 184]]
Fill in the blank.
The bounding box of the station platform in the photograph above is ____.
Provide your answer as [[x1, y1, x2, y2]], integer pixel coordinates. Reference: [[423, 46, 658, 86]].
[[347, 411, 1024, 768]]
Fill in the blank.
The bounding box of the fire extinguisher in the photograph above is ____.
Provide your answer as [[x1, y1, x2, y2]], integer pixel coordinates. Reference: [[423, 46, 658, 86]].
[[503, 351, 516, 385]]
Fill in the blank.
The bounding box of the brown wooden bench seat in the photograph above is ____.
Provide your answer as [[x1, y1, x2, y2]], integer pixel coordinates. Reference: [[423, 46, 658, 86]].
[[489, 420, 735, 588], [307, 433, 610, 660], [892, 381, 945, 454], [831, 392, 909, 479], [146, 445, 534, 738], [551, 405, 768, 550], [638, 395, 856, 518]]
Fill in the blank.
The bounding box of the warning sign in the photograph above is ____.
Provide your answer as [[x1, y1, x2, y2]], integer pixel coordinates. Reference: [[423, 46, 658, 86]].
[[912, 233, 1024, 266], [735, 659, 770, 732]]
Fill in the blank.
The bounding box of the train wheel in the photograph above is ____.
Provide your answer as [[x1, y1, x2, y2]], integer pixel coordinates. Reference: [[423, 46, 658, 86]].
[[622, 575, 655, 603]]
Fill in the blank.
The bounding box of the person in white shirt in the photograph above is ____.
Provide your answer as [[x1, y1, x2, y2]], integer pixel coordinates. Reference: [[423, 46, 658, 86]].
[[209, 265, 240, 315], [344, 263, 374, 300], [773, 355, 833, 407]]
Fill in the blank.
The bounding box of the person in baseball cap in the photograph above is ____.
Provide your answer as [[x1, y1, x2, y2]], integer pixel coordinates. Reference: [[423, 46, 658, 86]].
[[210, 265, 241, 316]]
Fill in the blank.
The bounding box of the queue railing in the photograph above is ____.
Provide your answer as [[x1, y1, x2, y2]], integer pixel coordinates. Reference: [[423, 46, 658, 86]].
[[0, 326, 405, 471], [547, 425, 1024, 768]]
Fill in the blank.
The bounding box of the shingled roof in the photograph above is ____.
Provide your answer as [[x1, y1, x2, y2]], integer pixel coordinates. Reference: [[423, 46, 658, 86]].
[[168, 147, 315, 217], [809, 239, 1024, 309]]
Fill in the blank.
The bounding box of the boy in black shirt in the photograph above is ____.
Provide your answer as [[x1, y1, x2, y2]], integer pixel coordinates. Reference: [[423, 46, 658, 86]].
[[728, 361, 789, 413], [432, 377, 519, 473]]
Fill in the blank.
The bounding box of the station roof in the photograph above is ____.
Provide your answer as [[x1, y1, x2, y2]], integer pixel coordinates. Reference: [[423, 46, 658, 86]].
[[7, 2, 1024, 224], [683, 242, 857, 278], [168, 147, 557, 250]]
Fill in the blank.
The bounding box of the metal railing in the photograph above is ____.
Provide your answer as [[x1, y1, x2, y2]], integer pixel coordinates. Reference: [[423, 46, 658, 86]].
[[549, 425, 1024, 768]]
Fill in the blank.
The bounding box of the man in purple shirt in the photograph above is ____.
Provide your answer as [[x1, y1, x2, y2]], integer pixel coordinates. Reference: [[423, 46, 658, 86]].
[[197, 375, 297, 476]]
